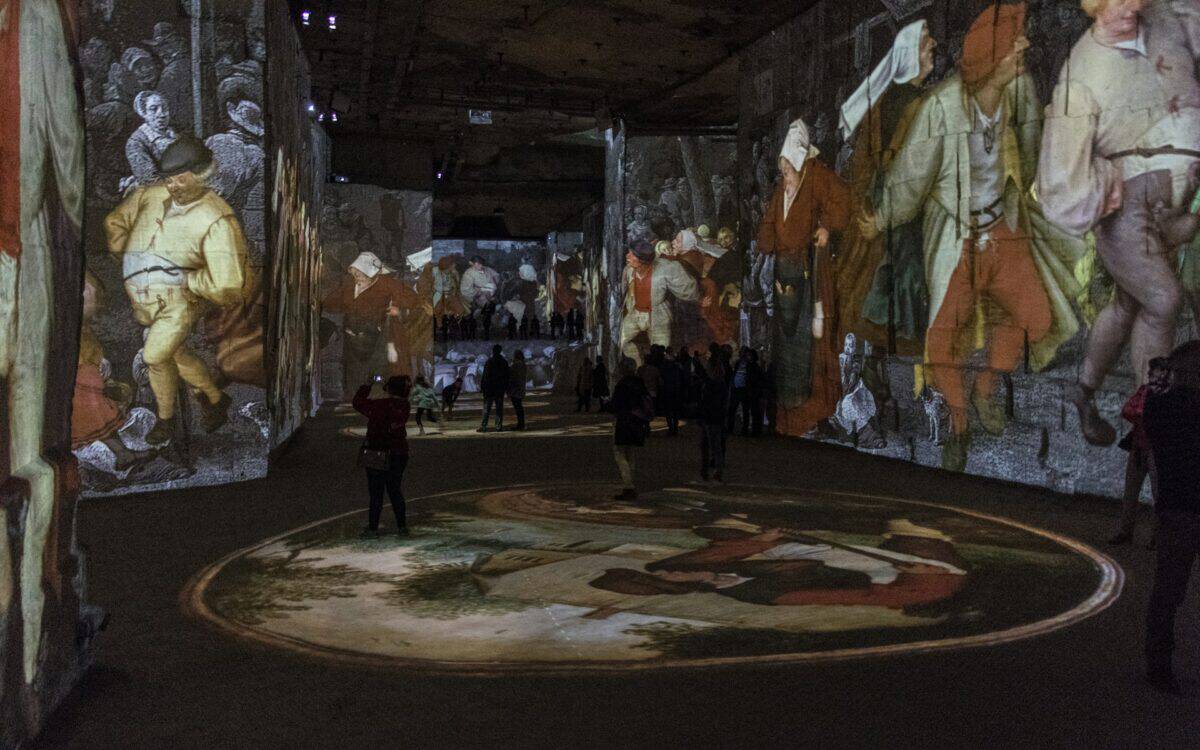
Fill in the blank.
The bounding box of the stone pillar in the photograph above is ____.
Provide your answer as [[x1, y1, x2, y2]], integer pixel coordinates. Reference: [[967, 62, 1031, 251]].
[[0, 1, 100, 745]]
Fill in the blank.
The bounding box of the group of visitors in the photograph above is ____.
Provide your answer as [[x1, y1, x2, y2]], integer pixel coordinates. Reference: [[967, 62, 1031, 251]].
[[574, 356, 610, 412], [550, 307, 587, 341], [579, 344, 772, 437], [478, 345, 528, 433], [437, 306, 585, 344], [606, 344, 766, 498]]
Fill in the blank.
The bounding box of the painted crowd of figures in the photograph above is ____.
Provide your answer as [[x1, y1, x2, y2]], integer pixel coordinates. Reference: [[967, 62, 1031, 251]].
[[622, 0, 1200, 472], [73, 4, 270, 489]]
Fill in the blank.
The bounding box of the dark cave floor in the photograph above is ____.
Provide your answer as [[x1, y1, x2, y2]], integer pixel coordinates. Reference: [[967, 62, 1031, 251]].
[[36, 396, 1200, 749]]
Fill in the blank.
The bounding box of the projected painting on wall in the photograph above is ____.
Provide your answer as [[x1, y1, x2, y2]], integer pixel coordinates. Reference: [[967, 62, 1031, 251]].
[[619, 136, 741, 365], [320, 184, 433, 400], [732, 0, 1200, 497], [78, 0, 269, 494], [266, 1, 328, 446], [430, 238, 559, 391]]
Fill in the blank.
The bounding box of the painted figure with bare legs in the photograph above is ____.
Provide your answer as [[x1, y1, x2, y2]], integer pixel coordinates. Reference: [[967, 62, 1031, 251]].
[[1039, 0, 1200, 446]]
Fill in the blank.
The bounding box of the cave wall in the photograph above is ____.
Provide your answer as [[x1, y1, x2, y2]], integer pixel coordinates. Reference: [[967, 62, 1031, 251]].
[[265, 0, 329, 445], [319, 184, 432, 400], [734, 0, 1200, 497], [1, 2, 96, 745], [77, 0, 270, 494]]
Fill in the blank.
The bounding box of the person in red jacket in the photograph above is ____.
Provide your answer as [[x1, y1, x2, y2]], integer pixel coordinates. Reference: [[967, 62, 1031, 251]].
[[353, 375, 412, 537]]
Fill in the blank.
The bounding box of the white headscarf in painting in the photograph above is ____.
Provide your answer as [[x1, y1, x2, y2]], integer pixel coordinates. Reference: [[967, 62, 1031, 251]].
[[349, 251, 390, 278], [406, 246, 433, 273], [676, 228, 728, 259], [838, 19, 927, 141], [779, 118, 818, 173]]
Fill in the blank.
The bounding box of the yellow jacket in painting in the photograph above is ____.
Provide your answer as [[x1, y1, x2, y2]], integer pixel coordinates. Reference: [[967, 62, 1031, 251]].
[[104, 184, 249, 307]]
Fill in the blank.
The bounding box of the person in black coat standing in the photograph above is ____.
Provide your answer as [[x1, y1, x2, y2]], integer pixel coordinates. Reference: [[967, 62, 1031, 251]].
[[658, 349, 685, 436], [698, 353, 730, 482], [1143, 341, 1200, 693], [611, 359, 653, 500], [478, 344, 510, 432], [728, 347, 765, 436], [592, 356, 611, 411], [508, 349, 528, 431]]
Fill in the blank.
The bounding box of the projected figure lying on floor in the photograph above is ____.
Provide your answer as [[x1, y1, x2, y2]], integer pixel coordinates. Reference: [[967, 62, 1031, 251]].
[[191, 484, 1118, 670], [587, 516, 967, 609]]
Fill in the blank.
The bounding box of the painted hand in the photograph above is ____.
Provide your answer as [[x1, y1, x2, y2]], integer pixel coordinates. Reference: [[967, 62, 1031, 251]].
[[1101, 176, 1123, 218], [386, 304, 402, 318], [858, 211, 880, 241], [812, 227, 830, 249]]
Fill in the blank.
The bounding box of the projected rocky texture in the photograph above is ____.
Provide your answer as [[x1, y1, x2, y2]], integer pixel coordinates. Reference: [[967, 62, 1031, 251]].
[[188, 484, 1118, 670]]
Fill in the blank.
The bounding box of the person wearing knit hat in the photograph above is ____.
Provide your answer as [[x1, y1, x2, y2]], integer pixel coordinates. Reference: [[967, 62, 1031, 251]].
[[1041, 0, 1200, 450], [859, 1, 1085, 472], [619, 239, 699, 366], [754, 117, 851, 440]]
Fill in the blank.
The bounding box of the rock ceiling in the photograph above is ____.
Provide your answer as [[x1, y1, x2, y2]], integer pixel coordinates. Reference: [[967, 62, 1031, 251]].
[[292, 0, 814, 146]]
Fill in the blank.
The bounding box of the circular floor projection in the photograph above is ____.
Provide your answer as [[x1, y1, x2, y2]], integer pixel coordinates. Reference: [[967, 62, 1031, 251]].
[[186, 484, 1121, 672]]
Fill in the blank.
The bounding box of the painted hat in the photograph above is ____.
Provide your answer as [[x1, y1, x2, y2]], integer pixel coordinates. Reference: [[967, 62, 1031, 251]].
[[630, 240, 656, 263], [159, 137, 213, 177]]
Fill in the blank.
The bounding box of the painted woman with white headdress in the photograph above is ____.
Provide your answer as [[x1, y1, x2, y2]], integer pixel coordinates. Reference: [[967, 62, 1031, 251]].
[[754, 118, 851, 437], [323, 250, 422, 396], [834, 19, 936, 355]]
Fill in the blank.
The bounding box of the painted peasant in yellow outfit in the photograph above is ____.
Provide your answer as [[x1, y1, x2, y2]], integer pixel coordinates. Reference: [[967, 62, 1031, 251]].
[[104, 185, 249, 420], [104, 184, 249, 306]]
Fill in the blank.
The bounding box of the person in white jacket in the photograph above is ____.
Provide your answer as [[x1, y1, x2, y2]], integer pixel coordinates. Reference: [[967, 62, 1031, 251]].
[[619, 240, 699, 366]]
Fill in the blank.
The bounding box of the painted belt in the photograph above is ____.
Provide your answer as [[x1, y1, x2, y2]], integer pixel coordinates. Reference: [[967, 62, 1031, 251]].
[[122, 252, 196, 286], [1106, 145, 1200, 160], [970, 196, 1004, 233]]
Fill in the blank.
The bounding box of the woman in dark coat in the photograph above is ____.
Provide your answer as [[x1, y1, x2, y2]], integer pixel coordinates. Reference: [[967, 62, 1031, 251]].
[[353, 375, 412, 537], [611, 360, 653, 500]]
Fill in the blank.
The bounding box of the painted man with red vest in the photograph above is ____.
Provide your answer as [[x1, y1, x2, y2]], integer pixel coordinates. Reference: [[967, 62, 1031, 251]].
[[618, 239, 699, 366]]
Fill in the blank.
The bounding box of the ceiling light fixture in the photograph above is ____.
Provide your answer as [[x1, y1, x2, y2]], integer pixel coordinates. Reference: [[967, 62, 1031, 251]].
[[301, 10, 311, 25], [328, 14, 337, 30]]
